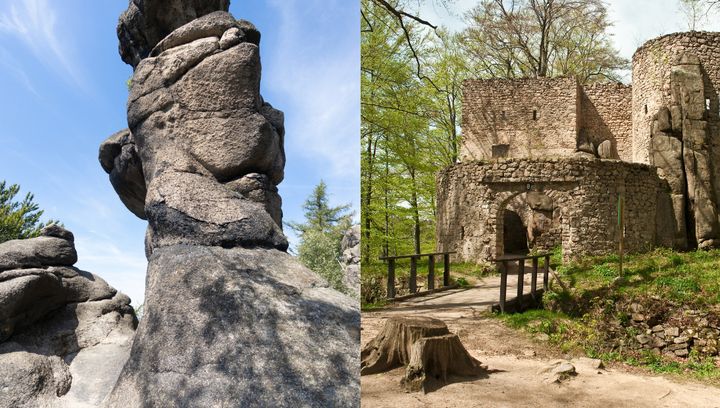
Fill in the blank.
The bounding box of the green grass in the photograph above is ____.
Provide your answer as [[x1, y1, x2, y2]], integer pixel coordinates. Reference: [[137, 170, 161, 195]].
[[555, 247, 720, 307], [492, 247, 720, 383]]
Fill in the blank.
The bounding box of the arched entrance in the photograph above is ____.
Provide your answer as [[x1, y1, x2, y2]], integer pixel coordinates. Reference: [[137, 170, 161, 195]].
[[503, 210, 529, 255]]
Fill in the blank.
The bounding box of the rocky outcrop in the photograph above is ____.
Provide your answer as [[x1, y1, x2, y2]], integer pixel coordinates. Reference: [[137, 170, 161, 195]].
[[117, 0, 230, 68], [105, 246, 359, 407], [341, 225, 360, 296], [101, 3, 360, 406], [0, 225, 137, 408], [651, 53, 720, 249]]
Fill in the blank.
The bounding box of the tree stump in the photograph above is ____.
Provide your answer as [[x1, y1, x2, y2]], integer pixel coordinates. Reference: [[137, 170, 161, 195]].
[[361, 316, 450, 375], [362, 316, 484, 392], [401, 334, 484, 393]]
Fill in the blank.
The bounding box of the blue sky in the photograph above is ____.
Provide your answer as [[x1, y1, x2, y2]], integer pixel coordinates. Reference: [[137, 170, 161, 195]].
[[421, 0, 720, 82], [0, 0, 359, 306]]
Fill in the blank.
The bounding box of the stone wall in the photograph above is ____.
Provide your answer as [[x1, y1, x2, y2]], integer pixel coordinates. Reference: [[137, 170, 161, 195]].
[[436, 158, 664, 262], [633, 32, 720, 248], [461, 77, 579, 161], [632, 32, 720, 167], [580, 83, 633, 161]]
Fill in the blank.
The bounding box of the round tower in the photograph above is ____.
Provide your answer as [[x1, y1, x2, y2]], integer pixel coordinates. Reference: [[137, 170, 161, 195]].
[[632, 31, 720, 164]]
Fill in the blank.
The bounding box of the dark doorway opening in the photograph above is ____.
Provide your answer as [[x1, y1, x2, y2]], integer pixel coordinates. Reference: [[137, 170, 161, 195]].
[[503, 210, 529, 255]]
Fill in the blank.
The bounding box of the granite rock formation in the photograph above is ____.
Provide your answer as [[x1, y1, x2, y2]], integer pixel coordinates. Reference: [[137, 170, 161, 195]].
[[101, 3, 359, 406], [651, 53, 719, 249], [341, 225, 361, 296], [0, 225, 137, 408]]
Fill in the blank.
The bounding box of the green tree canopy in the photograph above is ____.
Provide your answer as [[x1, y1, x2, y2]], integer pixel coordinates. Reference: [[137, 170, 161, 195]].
[[461, 0, 628, 83], [287, 181, 353, 236], [0, 181, 58, 243], [287, 180, 354, 293]]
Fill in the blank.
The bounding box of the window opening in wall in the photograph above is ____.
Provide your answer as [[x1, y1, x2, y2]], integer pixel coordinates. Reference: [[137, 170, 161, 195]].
[[706, 98, 711, 111], [644, 104, 648, 114], [501, 110, 506, 120], [532, 110, 537, 120], [460, 226, 465, 239]]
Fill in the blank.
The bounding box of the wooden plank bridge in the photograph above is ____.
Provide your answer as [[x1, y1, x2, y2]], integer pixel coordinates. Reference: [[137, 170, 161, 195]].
[[378, 252, 553, 314]]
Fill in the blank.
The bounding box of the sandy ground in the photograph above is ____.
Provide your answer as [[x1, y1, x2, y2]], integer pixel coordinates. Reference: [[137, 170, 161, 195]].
[[361, 280, 720, 408]]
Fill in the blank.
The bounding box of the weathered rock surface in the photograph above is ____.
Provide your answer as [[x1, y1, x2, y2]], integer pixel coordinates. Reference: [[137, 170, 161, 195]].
[[105, 16, 287, 248], [671, 54, 719, 248], [105, 245, 359, 407], [117, 0, 230, 68], [99, 129, 147, 219], [650, 52, 720, 249], [341, 225, 360, 296], [102, 3, 360, 406], [0, 236, 77, 272], [0, 227, 137, 408]]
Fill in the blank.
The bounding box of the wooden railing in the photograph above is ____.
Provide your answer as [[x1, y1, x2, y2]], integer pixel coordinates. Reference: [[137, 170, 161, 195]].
[[379, 251, 456, 299], [491, 253, 551, 313]]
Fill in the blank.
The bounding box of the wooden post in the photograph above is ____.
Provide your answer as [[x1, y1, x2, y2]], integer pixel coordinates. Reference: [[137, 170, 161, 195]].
[[543, 255, 550, 291], [531, 257, 538, 300], [387, 259, 396, 299], [443, 253, 450, 287], [618, 194, 625, 278], [499, 261, 508, 313], [427, 255, 435, 290], [410, 256, 417, 293], [517, 259, 525, 311]]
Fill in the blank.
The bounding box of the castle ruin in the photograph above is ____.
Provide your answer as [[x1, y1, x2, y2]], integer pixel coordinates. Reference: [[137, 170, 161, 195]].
[[437, 32, 720, 262]]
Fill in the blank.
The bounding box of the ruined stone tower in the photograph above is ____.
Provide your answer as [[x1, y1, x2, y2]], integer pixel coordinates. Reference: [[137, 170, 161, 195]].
[[437, 32, 720, 262]]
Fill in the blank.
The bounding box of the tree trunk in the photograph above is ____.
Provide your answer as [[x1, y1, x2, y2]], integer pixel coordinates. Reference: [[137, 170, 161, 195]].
[[402, 334, 484, 393], [361, 316, 449, 375]]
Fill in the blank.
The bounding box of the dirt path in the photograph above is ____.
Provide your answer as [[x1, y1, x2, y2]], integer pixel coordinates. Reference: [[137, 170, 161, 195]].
[[361, 281, 720, 408]]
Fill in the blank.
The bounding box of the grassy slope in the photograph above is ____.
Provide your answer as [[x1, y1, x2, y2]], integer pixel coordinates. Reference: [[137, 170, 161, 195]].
[[497, 248, 720, 383]]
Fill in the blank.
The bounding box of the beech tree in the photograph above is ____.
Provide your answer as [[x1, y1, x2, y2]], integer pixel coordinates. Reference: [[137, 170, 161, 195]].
[[461, 0, 628, 83], [362, 0, 466, 264]]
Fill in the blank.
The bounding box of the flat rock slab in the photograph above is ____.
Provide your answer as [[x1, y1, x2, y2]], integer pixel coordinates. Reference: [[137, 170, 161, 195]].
[[0, 236, 77, 272], [104, 245, 359, 407]]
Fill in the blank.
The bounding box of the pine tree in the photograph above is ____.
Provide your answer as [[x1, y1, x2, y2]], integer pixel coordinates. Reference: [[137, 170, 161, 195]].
[[0, 181, 58, 243], [288, 181, 353, 293]]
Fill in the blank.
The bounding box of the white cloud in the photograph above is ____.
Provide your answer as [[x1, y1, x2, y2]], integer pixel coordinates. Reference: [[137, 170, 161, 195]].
[[0, 45, 38, 95], [0, 0, 85, 89], [264, 0, 360, 181]]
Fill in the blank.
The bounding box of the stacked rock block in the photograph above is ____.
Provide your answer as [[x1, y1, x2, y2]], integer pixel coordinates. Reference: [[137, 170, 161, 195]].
[[100, 1, 359, 406], [0, 225, 136, 407], [634, 33, 720, 249], [436, 158, 662, 262]]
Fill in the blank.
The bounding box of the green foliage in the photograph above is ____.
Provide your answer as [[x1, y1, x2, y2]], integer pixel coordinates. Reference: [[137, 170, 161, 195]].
[[497, 248, 720, 382], [361, 0, 467, 266], [288, 180, 353, 294], [0, 181, 58, 243], [461, 0, 628, 83]]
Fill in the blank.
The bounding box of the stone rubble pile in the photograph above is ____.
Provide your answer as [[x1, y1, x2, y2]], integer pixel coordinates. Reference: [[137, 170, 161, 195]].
[[628, 303, 720, 358], [0, 225, 137, 408]]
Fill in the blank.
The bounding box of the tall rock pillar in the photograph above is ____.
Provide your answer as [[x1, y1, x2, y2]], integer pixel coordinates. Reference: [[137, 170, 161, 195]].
[[651, 53, 719, 249], [99, 2, 359, 406]]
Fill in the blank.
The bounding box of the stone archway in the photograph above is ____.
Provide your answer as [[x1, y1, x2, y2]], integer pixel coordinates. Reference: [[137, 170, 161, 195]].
[[503, 209, 529, 255]]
